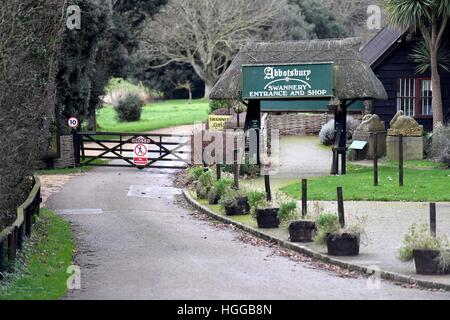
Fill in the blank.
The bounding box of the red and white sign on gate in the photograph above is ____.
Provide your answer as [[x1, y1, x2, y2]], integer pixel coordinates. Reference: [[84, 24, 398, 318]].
[[133, 144, 149, 166]]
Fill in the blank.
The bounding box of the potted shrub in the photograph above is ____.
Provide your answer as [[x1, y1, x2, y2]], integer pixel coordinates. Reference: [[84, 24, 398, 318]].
[[208, 178, 234, 205], [248, 191, 279, 228], [289, 201, 323, 243], [398, 224, 450, 275], [195, 170, 214, 200], [314, 213, 364, 256], [219, 189, 250, 216]]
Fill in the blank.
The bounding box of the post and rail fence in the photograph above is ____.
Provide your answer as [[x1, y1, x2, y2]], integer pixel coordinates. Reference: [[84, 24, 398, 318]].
[[0, 176, 42, 280]]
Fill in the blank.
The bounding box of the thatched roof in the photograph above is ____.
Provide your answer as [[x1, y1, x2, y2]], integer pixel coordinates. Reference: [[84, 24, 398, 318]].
[[210, 38, 388, 101]]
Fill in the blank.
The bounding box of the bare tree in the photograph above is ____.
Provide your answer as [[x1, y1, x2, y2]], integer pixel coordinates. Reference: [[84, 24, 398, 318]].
[[140, 0, 284, 98], [175, 81, 194, 104]]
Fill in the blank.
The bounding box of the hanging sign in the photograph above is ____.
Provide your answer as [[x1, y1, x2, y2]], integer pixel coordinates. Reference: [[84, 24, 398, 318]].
[[242, 62, 334, 100], [208, 115, 231, 131]]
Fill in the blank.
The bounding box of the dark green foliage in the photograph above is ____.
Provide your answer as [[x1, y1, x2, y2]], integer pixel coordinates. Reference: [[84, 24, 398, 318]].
[[56, 0, 110, 132], [0, 0, 65, 227], [211, 178, 234, 198], [289, 0, 347, 39], [278, 201, 298, 223], [56, 0, 166, 132], [209, 100, 232, 114], [114, 93, 143, 122]]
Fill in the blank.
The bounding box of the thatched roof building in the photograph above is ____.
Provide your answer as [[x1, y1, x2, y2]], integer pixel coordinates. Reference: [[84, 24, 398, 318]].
[[210, 38, 387, 102]]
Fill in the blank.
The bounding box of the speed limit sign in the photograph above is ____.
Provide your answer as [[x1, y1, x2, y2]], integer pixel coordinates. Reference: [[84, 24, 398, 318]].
[[68, 117, 79, 129]]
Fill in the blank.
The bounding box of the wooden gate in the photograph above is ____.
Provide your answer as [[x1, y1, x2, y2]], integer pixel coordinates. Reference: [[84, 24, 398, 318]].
[[75, 132, 191, 170]]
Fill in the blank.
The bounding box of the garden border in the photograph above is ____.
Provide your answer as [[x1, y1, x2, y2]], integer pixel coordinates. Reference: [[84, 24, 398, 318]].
[[183, 189, 450, 292], [0, 176, 41, 280]]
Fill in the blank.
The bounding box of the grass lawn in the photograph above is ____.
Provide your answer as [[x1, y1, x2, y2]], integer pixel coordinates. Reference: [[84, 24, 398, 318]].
[[97, 99, 209, 133], [35, 159, 109, 176], [282, 164, 450, 202], [0, 209, 74, 300]]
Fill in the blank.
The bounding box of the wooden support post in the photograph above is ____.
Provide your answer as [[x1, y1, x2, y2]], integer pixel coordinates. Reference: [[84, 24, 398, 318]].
[[302, 179, 308, 217], [399, 134, 404, 187], [216, 164, 221, 181], [25, 208, 32, 237], [264, 175, 272, 202], [337, 187, 345, 228], [373, 133, 379, 187], [17, 226, 23, 251], [120, 135, 123, 155], [8, 230, 16, 270], [0, 242, 4, 280], [233, 149, 239, 190], [72, 129, 81, 167], [430, 203, 437, 237]]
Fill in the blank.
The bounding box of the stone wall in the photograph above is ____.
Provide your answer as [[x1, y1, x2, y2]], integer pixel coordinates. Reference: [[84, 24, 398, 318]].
[[266, 112, 364, 136], [35, 135, 75, 169]]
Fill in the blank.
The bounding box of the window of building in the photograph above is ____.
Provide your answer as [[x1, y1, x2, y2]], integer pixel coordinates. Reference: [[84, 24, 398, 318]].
[[397, 78, 432, 117]]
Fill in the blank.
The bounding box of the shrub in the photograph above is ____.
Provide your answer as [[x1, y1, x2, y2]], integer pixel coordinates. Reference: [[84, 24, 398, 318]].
[[198, 170, 214, 189], [209, 100, 232, 114], [314, 213, 341, 245], [431, 124, 450, 164], [219, 189, 247, 209], [248, 191, 268, 217], [211, 178, 234, 198], [114, 93, 144, 122], [398, 224, 450, 263], [319, 116, 361, 146], [278, 201, 298, 224], [186, 166, 204, 184]]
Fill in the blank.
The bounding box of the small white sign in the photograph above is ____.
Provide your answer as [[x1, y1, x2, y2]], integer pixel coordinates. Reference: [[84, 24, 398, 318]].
[[68, 117, 79, 129]]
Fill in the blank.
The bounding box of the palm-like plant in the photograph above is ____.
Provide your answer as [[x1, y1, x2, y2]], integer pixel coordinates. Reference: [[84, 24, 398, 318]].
[[384, 0, 450, 128], [410, 40, 450, 74]]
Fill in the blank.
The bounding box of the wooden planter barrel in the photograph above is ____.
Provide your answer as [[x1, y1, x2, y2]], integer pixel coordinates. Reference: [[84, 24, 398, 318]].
[[413, 249, 450, 275], [289, 221, 316, 243], [225, 197, 250, 216], [326, 233, 360, 256], [256, 208, 280, 229]]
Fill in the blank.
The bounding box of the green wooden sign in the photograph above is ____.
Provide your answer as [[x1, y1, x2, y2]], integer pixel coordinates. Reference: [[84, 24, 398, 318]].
[[242, 63, 334, 100]]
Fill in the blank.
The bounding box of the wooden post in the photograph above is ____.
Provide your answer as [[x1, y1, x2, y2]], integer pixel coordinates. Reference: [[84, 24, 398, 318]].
[[8, 230, 16, 270], [337, 187, 345, 228], [373, 133, 379, 187], [25, 208, 32, 237], [430, 203, 437, 237], [72, 129, 81, 167], [399, 134, 404, 187], [0, 242, 4, 280], [233, 149, 239, 190], [216, 164, 221, 181], [302, 179, 308, 217], [264, 175, 272, 202]]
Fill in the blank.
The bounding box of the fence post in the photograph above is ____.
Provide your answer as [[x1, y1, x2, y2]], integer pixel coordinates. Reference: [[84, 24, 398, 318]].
[[430, 203, 437, 237], [337, 187, 345, 228], [373, 133, 379, 187], [8, 230, 16, 270], [399, 134, 404, 187], [264, 175, 272, 202], [72, 129, 81, 167], [216, 164, 221, 181], [25, 207, 32, 237], [0, 242, 4, 280], [233, 149, 239, 190], [302, 179, 308, 217]]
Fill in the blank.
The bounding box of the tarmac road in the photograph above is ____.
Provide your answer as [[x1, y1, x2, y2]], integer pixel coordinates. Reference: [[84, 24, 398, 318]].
[[46, 166, 450, 300]]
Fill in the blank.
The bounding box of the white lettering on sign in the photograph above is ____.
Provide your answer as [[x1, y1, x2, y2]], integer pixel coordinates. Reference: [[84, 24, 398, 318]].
[[132, 137, 152, 144], [264, 67, 311, 80]]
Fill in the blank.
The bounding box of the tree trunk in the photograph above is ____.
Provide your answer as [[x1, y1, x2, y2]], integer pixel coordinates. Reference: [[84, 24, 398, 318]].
[[430, 47, 444, 129], [204, 82, 213, 99], [188, 88, 193, 104]]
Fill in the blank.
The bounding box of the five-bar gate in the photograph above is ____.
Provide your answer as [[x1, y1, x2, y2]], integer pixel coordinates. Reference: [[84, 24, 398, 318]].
[[75, 132, 192, 170]]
